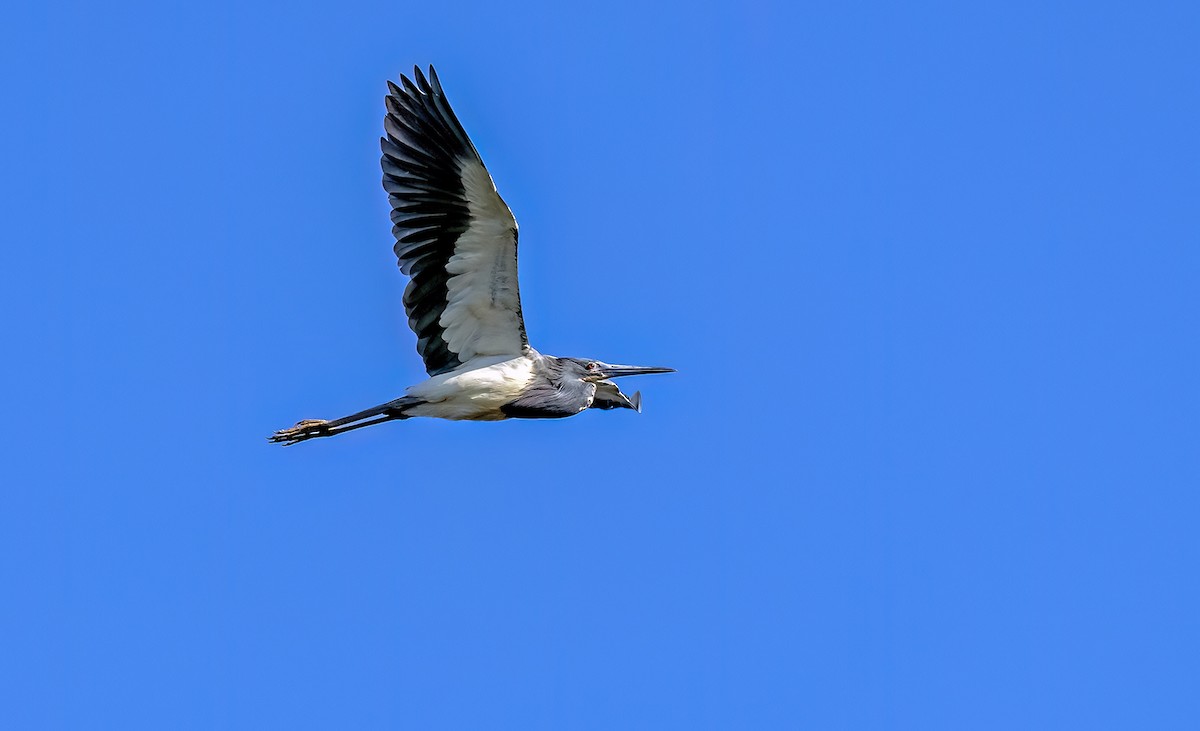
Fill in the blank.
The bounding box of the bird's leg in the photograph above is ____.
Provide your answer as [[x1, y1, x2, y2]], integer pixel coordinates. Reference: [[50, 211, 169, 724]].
[[268, 396, 419, 446], [269, 415, 395, 445]]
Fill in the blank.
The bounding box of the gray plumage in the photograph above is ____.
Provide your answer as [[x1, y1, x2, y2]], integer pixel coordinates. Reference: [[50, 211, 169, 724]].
[[270, 67, 672, 446], [500, 357, 635, 419]]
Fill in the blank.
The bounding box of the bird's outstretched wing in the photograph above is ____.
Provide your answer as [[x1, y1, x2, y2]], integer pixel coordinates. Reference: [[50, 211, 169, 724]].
[[381, 66, 528, 376]]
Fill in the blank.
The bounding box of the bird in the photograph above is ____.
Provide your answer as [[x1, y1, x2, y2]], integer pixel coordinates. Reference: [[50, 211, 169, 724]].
[[269, 66, 674, 445]]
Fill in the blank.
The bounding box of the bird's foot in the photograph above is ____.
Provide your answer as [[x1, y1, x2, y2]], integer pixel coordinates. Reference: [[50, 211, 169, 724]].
[[268, 419, 330, 446]]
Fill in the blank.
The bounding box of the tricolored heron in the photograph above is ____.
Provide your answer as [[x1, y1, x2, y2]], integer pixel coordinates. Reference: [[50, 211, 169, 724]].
[[271, 66, 673, 445]]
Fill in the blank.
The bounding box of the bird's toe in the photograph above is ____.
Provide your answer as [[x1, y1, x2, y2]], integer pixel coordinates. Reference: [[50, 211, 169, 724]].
[[268, 419, 330, 445]]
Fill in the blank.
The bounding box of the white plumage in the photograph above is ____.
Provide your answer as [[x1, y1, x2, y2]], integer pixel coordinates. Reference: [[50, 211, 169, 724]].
[[403, 355, 538, 421], [440, 157, 525, 363]]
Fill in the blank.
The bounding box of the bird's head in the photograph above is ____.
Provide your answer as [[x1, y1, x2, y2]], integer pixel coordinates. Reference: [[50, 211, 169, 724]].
[[567, 358, 676, 383], [557, 358, 674, 412]]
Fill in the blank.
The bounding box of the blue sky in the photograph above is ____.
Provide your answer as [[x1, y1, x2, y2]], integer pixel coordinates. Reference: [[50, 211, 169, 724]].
[[3, 0, 1198, 728]]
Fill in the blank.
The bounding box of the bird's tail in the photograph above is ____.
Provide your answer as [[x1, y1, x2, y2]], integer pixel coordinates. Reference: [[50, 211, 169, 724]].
[[268, 396, 423, 446]]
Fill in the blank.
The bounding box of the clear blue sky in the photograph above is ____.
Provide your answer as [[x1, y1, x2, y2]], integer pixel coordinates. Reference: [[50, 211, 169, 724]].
[[3, 0, 1198, 728]]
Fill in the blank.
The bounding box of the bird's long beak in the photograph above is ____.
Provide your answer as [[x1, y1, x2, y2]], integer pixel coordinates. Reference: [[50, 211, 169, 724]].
[[597, 364, 676, 379]]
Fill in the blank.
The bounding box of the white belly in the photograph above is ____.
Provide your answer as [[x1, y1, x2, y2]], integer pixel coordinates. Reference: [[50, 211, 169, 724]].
[[403, 355, 537, 421]]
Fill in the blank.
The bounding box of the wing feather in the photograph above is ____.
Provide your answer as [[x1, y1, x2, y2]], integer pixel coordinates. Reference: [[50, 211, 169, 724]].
[[381, 66, 528, 376]]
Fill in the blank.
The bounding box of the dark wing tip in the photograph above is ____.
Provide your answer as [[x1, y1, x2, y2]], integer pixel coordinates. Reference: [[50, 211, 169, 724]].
[[387, 65, 443, 102], [413, 65, 431, 93], [399, 71, 420, 96]]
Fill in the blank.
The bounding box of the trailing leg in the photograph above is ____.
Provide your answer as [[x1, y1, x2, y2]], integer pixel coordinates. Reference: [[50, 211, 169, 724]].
[[268, 396, 422, 445]]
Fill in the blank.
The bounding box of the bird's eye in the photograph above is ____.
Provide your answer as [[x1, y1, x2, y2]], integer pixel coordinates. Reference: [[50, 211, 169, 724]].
[[587, 362, 599, 371]]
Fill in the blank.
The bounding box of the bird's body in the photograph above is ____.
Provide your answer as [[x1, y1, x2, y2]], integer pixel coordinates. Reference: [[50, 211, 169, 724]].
[[271, 66, 672, 445], [405, 354, 539, 422]]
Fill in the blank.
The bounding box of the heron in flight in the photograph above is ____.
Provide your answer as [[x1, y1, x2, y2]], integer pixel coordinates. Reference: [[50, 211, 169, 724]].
[[270, 66, 673, 445]]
